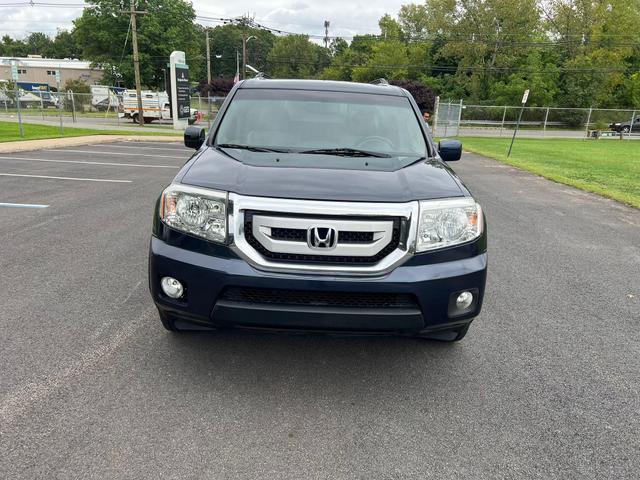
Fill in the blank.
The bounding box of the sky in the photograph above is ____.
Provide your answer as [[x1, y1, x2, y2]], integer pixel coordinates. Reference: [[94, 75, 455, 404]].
[[0, 0, 407, 41]]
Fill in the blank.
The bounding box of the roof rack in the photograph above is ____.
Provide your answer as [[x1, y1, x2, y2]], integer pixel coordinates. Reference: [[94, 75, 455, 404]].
[[370, 78, 389, 86]]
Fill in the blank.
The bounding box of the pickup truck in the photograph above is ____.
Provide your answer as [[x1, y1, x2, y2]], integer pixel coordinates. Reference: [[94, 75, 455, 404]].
[[149, 79, 487, 342]]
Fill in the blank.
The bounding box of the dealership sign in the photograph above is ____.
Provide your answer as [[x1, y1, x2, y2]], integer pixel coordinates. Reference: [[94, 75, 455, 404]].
[[169, 51, 190, 130], [174, 65, 190, 119]]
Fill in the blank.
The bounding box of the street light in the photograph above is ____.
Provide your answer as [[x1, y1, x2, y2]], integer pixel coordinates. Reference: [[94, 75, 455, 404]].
[[242, 35, 258, 80]]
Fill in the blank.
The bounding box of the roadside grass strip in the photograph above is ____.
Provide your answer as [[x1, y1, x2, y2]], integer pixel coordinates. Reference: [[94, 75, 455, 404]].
[[461, 137, 640, 209]]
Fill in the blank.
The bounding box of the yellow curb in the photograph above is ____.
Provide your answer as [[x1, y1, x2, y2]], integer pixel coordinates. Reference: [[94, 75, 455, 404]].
[[0, 135, 182, 154]]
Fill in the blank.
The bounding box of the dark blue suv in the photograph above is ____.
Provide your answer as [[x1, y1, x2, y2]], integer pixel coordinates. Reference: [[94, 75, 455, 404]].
[[149, 79, 487, 341]]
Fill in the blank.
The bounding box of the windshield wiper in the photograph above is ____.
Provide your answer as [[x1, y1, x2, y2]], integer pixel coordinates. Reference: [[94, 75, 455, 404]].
[[216, 143, 292, 153], [299, 147, 392, 158]]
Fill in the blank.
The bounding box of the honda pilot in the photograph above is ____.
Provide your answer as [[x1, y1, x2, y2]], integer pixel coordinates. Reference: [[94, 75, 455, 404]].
[[149, 79, 487, 341]]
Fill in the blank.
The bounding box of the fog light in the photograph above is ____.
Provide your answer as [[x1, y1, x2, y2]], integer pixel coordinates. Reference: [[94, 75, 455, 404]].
[[161, 277, 184, 299], [456, 291, 473, 310]]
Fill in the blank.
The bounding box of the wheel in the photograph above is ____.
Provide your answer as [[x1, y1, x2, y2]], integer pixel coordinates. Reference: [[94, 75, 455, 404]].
[[420, 323, 470, 342], [132, 113, 139, 124], [622, 126, 630, 133], [158, 309, 181, 332]]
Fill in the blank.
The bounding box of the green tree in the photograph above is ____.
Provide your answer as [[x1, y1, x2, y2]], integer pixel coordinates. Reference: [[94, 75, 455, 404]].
[[0, 35, 27, 57], [352, 40, 410, 82], [74, 0, 201, 88], [320, 38, 368, 81], [205, 24, 275, 79], [24, 32, 54, 57], [52, 30, 82, 59], [62, 78, 90, 94], [267, 35, 326, 78], [379, 14, 404, 41], [547, 0, 640, 108], [398, 3, 430, 41], [420, 0, 542, 102]]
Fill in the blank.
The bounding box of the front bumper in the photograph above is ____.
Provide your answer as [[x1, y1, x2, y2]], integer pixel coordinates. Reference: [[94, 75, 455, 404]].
[[149, 236, 487, 334]]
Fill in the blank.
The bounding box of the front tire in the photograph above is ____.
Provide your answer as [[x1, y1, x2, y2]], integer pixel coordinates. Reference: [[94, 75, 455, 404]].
[[622, 126, 630, 133]]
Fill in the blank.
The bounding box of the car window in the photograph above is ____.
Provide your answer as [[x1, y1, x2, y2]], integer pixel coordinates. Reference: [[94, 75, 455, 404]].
[[215, 89, 428, 161]]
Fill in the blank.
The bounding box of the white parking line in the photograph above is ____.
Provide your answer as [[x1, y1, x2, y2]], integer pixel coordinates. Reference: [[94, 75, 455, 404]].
[[121, 141, 184, 147], [0, 156, 179, 169], [0, 173, 131, 183], [106, 144, 186, 152], [0, 202, 49, 209], [45, 149, 186, 159]]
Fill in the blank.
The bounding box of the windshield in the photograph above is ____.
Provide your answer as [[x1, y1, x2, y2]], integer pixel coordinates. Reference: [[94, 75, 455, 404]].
[[214, 89, 429, 162]]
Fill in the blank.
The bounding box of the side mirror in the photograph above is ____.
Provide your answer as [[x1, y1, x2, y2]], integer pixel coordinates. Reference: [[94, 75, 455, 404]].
[[184, 125, 205, 149], [438, 139, 462, 162]]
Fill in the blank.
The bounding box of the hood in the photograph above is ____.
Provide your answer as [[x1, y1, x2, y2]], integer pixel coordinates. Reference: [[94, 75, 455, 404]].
[[178, 147, 465, 203]]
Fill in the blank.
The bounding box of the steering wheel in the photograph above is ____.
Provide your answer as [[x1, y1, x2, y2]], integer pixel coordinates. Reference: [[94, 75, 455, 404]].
[[355, 136, 395, 150]]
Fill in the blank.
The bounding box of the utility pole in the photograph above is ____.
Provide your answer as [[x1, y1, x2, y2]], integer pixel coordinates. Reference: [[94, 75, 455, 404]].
[[205, 29, 212, 86], [324, 20, 330, 49], [237, 15, 253, 80], [205, 28, 212, 127], [130, 0, 144, 126], [242, 31, 247, 80]]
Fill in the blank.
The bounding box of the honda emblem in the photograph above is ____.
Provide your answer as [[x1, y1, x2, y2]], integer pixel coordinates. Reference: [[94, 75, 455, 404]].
[[307, 227, 338, 249]]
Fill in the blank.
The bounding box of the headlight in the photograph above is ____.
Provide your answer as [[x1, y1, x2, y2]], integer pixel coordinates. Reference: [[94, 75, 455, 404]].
[[416, 197, 482, 252], [160, 184, 227, 243]]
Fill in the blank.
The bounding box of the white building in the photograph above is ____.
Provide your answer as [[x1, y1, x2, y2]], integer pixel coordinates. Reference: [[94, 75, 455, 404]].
[[0, 55, 103, 87]]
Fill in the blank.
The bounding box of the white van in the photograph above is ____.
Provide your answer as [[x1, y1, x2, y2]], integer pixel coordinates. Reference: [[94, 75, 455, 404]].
[[118, 90, 198, 123]]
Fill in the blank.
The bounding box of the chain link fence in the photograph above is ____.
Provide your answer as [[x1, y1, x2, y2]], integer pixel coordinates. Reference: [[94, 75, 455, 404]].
[[0, 90, 224, 130], [432, 98, 639, 139]]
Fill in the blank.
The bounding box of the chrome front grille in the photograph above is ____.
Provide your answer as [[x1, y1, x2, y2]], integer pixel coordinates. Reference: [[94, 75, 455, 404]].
[[229, 193, 419, 275], [244, 211, 402, 265]]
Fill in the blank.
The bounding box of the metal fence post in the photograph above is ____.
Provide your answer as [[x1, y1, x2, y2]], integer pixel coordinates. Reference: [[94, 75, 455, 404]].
[[585, 107, 592, 138], [115, 93, 120, 126], [543, 107, 549, 138], [70, 90, 76, 123], [628, 110, 636, 139], [443, 101, 450, 137], [500, 106, 507, 137], [56, 79, 63, 135], [432, 96, 440, 136], [40, 92, 45, 120], [15, 85, 24, 137], [455, 99, 463, 136]]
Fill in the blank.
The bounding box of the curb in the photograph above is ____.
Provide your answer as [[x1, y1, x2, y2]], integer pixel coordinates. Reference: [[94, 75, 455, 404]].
[[0, 135, 182, 154]]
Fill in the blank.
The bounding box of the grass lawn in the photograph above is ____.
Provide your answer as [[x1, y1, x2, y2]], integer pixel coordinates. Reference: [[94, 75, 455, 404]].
[[0, 120, 181, 143], [460, 137, 640, 209]]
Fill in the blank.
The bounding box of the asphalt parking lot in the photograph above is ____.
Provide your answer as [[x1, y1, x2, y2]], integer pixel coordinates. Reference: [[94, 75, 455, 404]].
[[1, 142, 639, 479]]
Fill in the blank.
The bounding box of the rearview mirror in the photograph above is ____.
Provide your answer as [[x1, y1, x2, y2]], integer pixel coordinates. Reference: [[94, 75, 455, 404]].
[[184, 126, 205, 149], [438, 139, 462, 162]]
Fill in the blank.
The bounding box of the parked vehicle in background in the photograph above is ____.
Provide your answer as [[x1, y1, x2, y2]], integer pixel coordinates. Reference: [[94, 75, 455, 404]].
[[609, 116, 640, 133], [119, 89, 199, 124], [17, 82, 58, 108], [149, 78, 487, 342], [91, 85, 124, 111]]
